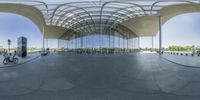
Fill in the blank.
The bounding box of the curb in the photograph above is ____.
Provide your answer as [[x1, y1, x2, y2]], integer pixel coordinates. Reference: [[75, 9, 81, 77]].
[[161, 55, 200, 69]]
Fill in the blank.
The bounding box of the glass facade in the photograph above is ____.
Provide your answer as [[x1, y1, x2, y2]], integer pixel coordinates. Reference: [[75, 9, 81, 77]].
[[57, 34, 139, 54]]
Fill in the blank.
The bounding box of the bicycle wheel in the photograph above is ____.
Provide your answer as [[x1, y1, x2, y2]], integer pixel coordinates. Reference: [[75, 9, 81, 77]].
[[3, 59, 8, 65], [13, 58, 18, 64]]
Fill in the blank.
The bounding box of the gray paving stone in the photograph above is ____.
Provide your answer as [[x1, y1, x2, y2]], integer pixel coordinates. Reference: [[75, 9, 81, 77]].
[[0, 53, 198, 100]]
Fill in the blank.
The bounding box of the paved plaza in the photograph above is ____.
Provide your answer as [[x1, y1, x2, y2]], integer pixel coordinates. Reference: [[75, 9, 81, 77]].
[[0, 0, 200, 100], [0, 53, 199, 100], [162, 53, 200, 68]]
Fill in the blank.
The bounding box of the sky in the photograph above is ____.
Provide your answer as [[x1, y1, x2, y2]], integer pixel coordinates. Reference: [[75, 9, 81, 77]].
[[140, 13, 200, 48], [0, 12, 200, 49], [0, 13, 43, 48]]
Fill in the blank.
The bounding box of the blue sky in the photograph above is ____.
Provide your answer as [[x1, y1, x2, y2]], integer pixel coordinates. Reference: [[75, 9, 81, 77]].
[[0, 12, 200, 49], [0, 13, 43, 48], [140, 13, 200, 48]]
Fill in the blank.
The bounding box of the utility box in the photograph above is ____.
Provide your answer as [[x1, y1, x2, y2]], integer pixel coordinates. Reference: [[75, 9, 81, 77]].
[[17, 37, 27, 57]]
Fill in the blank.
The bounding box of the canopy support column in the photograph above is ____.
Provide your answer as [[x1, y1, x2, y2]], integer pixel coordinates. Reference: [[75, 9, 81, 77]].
[[159, 16, 162, 55], [127, 38, 128, 51], [46, 38, 48, 49], [152, 36, 154, 52], [138, 37, 140, 50], [81, 34, 83, 49], [119, 34, 120, 50], [42, 26, 45, 51]]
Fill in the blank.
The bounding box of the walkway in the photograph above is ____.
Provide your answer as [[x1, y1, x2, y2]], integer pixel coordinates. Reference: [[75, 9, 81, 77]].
[[0, 53, 199, 100], [162, 53, 200, 68]]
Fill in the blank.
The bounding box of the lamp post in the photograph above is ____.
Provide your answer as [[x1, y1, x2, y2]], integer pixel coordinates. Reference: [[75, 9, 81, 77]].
[[8, 39, 11, 53]]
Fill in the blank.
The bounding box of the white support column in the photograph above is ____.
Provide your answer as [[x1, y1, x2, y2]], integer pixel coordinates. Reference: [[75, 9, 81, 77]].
[[113, 33, 115, 49], [109, 33, 110, 49], [57, 39, 59, 49], [85, 36, 87, 49], [133, 38, 134, 50], [68, 39, 69, 49], [108, 32, 111, 54], [67, 40, 69, 49], [138, 37, 140, 50], [123, 37, 125, 49], [42, 26, 45, 51], [159, 16, 162, 55], [69, 39, 71, 49], [152, 36, 154, 51], [127, 38, 128, 50], [46, 38, 48, 49], [72, 36, 74, 50], [81, 35, 83, 49], [119, 34, 120, 49], [75, 35, 77, 50], [66, 40, 68, 49]]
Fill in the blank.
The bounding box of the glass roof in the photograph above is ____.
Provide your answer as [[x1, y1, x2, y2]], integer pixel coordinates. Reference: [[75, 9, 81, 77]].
[[0, 0, 199, 36]]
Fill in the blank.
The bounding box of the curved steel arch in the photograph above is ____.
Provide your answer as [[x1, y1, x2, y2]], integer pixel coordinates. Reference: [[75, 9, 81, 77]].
[[54, 7, 93, 33], [104, 6, 145, 29], [64, 14, 126, 28], [67, 19, 121, 33], [150, 0, 195, 14], [54, 5, 141, 34], [0, 0, 200, 40], [104, 6, 142, 24], [65, 8, 144, 29], [63, 22, 137, 40], [54, 7, 96, 32], [100, 1, 147, 34], [0, 0, 49, 13], [50, 2, 96, 31]]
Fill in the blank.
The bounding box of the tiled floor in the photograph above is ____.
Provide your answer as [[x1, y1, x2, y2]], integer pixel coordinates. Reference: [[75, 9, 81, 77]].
[[0, 52, 199, 100]]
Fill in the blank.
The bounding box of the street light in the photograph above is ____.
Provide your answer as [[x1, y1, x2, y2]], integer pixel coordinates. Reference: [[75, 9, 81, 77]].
[[8, 39, 11, 52]]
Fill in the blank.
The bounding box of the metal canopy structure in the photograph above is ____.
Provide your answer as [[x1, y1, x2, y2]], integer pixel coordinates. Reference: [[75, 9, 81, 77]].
[[0, 0, 200, 40]]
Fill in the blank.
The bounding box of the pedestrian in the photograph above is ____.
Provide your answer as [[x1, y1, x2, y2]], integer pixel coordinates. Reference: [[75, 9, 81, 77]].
[[14, 50, 16, 56]]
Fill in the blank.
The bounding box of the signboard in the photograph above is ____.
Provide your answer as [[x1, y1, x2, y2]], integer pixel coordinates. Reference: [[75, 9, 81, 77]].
[[17, 37, 27, 57]]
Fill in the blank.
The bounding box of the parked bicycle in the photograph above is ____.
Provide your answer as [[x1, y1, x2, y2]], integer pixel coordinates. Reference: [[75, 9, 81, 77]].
[[3, 53, 18, 65]]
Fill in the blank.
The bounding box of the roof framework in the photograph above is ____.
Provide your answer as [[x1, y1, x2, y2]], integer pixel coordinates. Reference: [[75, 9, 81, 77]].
[[0, 0, 200, 39]]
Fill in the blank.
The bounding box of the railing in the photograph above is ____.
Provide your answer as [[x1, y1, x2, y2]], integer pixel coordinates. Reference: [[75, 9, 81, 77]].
[[27, 51, 40, 54], [163, 51, 200, 57]]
